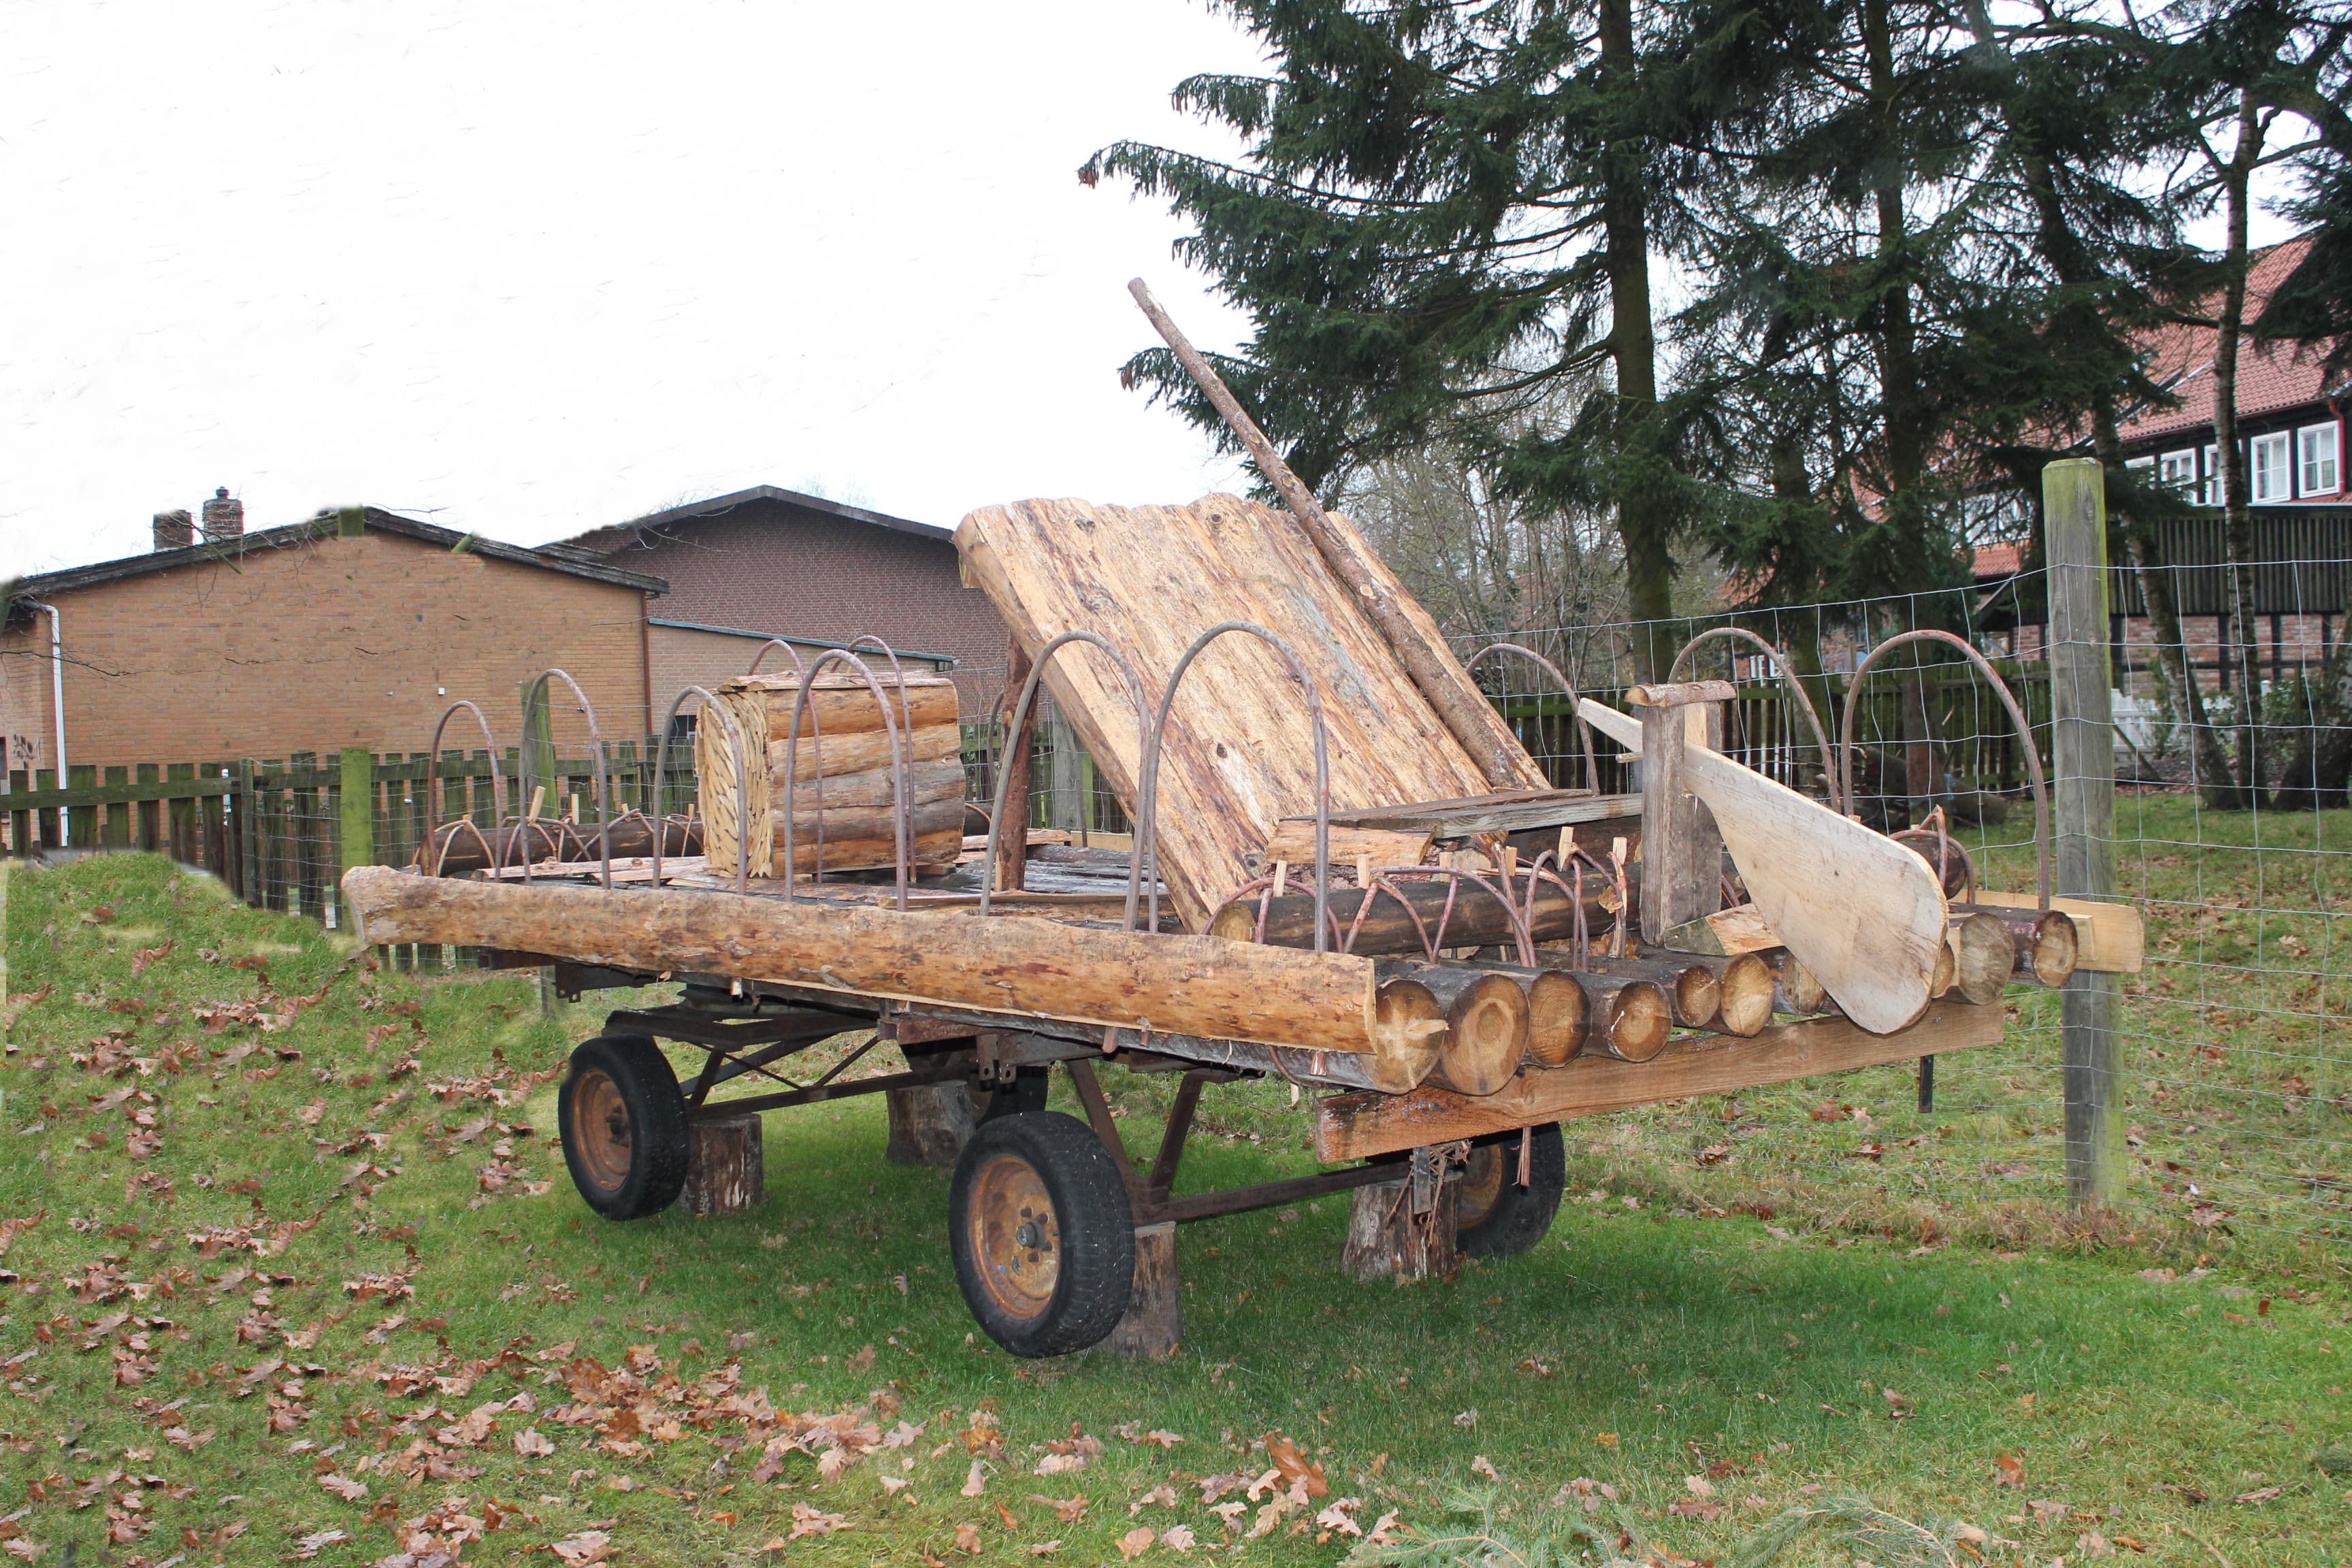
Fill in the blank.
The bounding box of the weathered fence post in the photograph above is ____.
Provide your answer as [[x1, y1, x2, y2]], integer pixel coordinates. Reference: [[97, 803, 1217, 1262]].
[[2044, 457, 2123, 1209], [339, 746, 374, 928]]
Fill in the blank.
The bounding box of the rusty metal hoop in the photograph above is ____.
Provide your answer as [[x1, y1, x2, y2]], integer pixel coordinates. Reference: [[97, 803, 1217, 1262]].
[[1835, 628, 2051, 911], [523, 668, 615, 890], [1464, 642, 1599, 794], [779, 648, 915, 911], [651, 684, 753, 892], [1667, 627, 1842, 813], [421, 700, 510, 879], [1136, 621, 1333, 951], [979, 630, 1153, 930], [745, 639, 808, 679]]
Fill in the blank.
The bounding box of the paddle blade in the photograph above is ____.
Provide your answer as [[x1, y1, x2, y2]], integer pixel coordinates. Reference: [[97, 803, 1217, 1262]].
[[1576, 699, 1946, 1032]]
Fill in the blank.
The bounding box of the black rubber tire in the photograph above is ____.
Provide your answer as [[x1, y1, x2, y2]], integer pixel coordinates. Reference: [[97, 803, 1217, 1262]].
[[1456, 1124, 1567, 1259], [949, 1111, 1134, 1357], [558, 1034, 690, 1221], [979, 1066, 1050, 1122]]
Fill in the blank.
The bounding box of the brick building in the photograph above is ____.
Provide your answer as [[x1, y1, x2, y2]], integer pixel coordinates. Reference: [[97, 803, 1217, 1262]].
[[553, 486, 1010, 719], [0, 502, 666, 779]]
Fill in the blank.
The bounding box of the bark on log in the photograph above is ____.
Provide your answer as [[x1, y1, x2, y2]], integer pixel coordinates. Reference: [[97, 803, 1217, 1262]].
[[1400, 966, 1529, 1096], [774, 757, 966, 813], [734, 676, 962, 740], [1094, 1222, 1181, 1360], [1768, 949, 1834, 1017], [676, 1115, 764, 1217], [1209, 873, 1627, 956], [1947, 911, 2016, 1005], [342, 866, 1406, 1059], [883, 1081, 982, 1169], [775, 796, 967, 843], [771, 724, 962, 781], [771, 828, 964, 879]]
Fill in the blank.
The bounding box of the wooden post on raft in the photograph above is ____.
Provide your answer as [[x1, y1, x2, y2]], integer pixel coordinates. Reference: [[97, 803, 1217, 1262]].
[[1629, 680, 1732, 944], [1128, 280, 1525, 787], [2045, 457, 2123, 1210]]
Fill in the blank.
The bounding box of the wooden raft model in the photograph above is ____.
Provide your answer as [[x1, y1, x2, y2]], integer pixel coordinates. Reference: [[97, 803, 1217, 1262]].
[[340, 289, 2140, 1359]]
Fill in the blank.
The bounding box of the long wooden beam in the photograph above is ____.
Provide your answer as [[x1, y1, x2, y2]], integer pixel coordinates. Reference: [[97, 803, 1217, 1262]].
[[1312, 999, 2004, 1161], [340, 865, 1405, 1063]]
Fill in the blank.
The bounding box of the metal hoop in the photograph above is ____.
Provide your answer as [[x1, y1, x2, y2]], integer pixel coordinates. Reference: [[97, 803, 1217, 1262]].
[[523, 668, 614, 890], [652, 685, 753, 892], [979, 631, 1154, 930], [1836, 629, 2051, 911], [421, 700, 509, 879], [746, 639, 808, 679], [780, 649, 914, 911], [1669, 627, 1842, 811], [1137, 621, 1332, 951], [1465, 642, 1598, 794]]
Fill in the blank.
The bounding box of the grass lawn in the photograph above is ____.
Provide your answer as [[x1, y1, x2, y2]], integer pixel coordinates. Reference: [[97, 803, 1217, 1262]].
[[3, 853, 2348, 1567]]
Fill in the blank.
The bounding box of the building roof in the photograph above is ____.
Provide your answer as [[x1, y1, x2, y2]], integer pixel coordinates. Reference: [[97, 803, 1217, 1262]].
[[2120, 237, 2349, 446], [7, 507, 668, 604], [644, 617, 958, 668], [556, 485, 951, 558]]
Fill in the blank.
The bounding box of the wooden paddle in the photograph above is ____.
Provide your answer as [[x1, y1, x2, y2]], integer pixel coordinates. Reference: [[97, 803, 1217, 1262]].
[[1576, 697, 1947, 1034]]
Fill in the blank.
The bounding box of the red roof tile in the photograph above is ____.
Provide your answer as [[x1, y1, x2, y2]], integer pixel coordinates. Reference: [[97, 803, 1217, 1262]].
[[2120, 238, 2347, 444]]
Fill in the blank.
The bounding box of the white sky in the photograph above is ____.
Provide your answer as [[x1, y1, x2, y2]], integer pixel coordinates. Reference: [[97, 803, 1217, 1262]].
[[1, 3, 2319, 580], [1, 0, 1271, 574]]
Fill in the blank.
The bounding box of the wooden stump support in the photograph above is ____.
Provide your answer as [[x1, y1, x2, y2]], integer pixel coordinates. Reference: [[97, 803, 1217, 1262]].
[[1095, 1220, 1182, 1359], [676, 1113, 765, 1216], [1341, 1146, 1460, 1282], [883, 1081, 981, 1169]]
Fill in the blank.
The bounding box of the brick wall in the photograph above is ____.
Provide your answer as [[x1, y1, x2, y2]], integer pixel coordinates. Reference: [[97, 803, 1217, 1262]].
[[587, 497, 1009, 713], [0, 531, 650, 772], [646, 623, 961, 732]]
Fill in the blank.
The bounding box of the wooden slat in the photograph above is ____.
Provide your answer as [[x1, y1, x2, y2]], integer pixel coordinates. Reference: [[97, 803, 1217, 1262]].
[[1280, 790, 1642, 839], [1313, 999, 2006, 1161], [1963, 888, 2144, 975]]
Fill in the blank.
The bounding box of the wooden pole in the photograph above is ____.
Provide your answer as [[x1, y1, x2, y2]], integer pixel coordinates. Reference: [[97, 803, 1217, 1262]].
[[995, 636, 1034, 895], [1128, 279, 1524, 787], [2044, 457, 2123, 1209]]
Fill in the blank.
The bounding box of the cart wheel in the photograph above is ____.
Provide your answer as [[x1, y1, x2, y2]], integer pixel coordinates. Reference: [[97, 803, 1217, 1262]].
[[559, 1035, 689, 1221], [1455, 1124, 1565, 1259], [949, 1112, 1134, 1356]]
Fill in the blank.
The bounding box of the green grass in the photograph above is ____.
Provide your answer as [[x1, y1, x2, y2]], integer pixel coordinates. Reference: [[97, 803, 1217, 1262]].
[[3, 853, 2349, 1567]]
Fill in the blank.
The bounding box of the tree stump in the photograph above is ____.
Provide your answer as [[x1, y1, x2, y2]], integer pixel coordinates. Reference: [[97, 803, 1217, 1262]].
[[1094, 1221, 1181, 1359], [676, 1114, 764, 1217], [884, 1081, 981, 1169], [1342, 1149, 1459, 1282]]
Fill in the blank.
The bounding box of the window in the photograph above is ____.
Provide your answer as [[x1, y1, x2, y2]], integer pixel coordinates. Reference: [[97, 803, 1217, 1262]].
[[2300, 421, 2340, 496], [2252, 431, 2292, 502], [2159, 449, 2198, 495], [2203, 445, 2220, 505]]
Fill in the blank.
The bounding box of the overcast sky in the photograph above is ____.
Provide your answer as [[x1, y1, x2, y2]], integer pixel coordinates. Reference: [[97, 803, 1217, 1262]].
[[3, 3, 2313, 581], [2, 0, 1272, 574]]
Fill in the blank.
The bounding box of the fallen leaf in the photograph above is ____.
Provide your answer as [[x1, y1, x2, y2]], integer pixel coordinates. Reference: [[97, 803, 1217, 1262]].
[[954, 1522, 983, 1553], [1471, 1456, 1501, 1482], [1160, 1524, 1195, 1552], [962, 1458, 988, 1496], [2232, 1485, 2283, 1505], [1028, 1495, 1088, 1524], [1116, 1524, 1156, 1559], [789, 1503, 850, 1539], [1993, 1452, 2025, 1488], [291, 1529, 349, 1558], [551, 1529, 612, 1564], [516, 1428, 557, 1458], [1026, 1543, 1060, 1557], [316, 1473, 368, 1502]]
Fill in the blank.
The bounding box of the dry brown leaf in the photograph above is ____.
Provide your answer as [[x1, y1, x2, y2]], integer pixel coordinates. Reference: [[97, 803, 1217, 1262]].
[[551, 1529, 612, 1564], [1116, 1524, 1156, 1559], [515, 1428, 557, 1458], [1028, 1495, 1088, 1524], [954, 1522, 983, 1554]]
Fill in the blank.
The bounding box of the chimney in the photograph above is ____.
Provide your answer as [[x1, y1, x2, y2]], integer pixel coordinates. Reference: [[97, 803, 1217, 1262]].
[[152, 508, 195, 551], [201, 487, 244, 542]]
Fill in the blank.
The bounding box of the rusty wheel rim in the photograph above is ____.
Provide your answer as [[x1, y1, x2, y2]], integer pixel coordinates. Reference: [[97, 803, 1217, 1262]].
[[968, 1152, 1060, 1321], [1456, 1146, 1505, 1230], [570, 1068, 634, 1194]]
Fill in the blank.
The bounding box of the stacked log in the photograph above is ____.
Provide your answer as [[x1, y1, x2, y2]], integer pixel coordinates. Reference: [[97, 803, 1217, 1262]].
[[1207, 869, 1630, 956], [698, 672, 967, 877], [415, 811, 700, 876]]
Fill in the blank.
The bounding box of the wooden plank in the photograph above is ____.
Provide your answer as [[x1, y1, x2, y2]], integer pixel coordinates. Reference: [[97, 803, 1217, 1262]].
[[167, 762, 197, 862], [1313, 999, 2006, 1161], [1582, 698, 1946, 1034], [135, 762, 161, 851], [957, 496, 1551, 930], [1959, 888, 2142, 975], [1279, 790, 1642, 838], [1256, 822, 1432, 869], [103, 765, 132, 850], [340, 864, 1424, 1069]]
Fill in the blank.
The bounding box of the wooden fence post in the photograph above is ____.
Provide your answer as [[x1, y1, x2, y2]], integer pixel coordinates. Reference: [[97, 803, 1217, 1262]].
[[340, 745, 375, 885], [2044, 457, 2123, 1210]]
